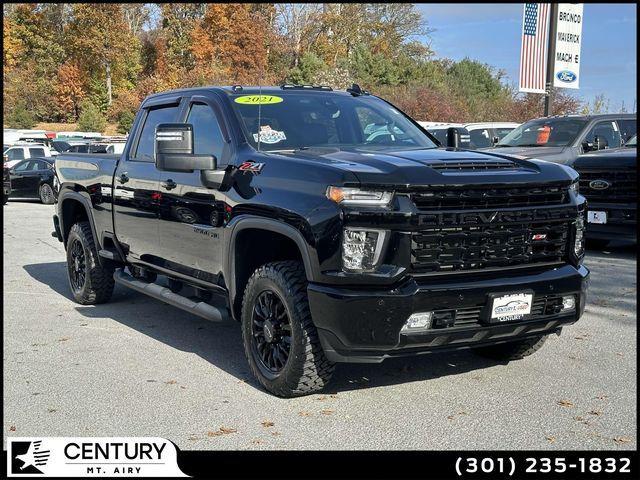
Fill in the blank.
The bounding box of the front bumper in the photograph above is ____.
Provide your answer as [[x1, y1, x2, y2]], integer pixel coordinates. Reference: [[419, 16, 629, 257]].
[[308, 264, 589, 363], [585, 202, 636, 242]]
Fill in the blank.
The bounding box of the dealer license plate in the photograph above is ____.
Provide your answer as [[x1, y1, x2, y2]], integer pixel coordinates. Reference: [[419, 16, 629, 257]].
[[490, 292, 533, 322], [587, 211, 607, 224]]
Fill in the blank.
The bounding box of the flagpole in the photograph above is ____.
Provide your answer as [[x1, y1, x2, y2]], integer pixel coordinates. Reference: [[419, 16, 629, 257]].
[[543, 3, 559, 117]]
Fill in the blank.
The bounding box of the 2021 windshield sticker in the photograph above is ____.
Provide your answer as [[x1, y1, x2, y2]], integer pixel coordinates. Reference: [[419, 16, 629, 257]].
[[253, 125, 286, 144], [234, 95, 283, 105]]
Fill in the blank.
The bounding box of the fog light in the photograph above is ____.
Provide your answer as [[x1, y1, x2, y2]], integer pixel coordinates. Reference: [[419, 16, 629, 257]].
[[562, 295, 576, 311], [401, 312, 433, 333], [342, 228, 386, 272]]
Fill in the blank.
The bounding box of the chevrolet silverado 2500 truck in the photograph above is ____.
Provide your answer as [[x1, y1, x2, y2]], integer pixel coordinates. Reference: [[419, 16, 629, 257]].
[[52, 85, 590, 397]]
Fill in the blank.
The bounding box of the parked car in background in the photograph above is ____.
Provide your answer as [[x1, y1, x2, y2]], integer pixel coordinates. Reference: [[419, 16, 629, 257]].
[[3, 142, 55, 168], [56, 131, 103, 140], [464, 122, 520, 149], [571, 134, 637, 247], [6, 157, 56, 204], [3, 160, 11, 205], [484, 114, 636, 163], [418, 122, 519, 149]]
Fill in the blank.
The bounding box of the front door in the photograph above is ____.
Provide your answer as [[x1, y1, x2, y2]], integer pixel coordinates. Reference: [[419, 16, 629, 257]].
[[113, 101, 182, 264], [9, 160, 38, 196], [156, 99, 232, 283]]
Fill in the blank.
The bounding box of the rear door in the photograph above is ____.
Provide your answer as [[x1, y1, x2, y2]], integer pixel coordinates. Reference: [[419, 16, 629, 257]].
[[113, 99, 183, 265], [156, 96, 233, 282]]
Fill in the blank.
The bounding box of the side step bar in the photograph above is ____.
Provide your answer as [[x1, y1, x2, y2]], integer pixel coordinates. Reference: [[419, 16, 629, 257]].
[[113, 269, 230, 323]]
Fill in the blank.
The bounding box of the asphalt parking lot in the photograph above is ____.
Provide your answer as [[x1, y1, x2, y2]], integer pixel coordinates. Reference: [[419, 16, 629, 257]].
[[3, 200, 636, 450]]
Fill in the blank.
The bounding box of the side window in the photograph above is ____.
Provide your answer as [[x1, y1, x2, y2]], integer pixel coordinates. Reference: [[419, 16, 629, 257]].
[[29, 147, 46, 157], [13, 160, 32, 171], [6, 148, 25, 161], [186, 103, 225, 161], [617, 119, 637, 142], [584, 121, 621, 149], [469, 128, 492, 148], [134, 104, 180, 162]]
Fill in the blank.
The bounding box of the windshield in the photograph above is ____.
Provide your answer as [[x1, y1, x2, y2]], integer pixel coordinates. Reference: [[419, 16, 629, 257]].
[[229, 92, 437, 152], [624, 134, 637, 147], [497, 118, 588, 147], [3, 146, 9, 153]]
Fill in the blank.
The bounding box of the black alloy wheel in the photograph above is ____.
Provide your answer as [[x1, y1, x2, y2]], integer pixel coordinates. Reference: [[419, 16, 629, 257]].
[[69, 238, 86, 294], [251, 290, 292, 377]]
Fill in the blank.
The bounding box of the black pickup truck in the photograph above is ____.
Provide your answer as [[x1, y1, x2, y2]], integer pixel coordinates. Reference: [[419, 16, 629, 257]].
[[52, 85, 589, 397], [571, 134, 637, 246]]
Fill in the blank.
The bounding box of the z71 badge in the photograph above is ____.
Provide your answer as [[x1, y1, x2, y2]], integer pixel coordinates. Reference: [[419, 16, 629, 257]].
[[238, 161, 265, 174]]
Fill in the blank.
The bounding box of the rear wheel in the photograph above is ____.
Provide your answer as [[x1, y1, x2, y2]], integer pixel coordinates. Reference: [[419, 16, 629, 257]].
[[473, 335, 548, 361], [241, 261, 335, 397], [39, 183, 55, 204], [66, 221, 114, 304]]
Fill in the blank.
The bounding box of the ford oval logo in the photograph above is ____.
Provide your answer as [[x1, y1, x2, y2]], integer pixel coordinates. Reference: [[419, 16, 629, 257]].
[[589, 179, 610, 190], [556, 70, 577, 83]]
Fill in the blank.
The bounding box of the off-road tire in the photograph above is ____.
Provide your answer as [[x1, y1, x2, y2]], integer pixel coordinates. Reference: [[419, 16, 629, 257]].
[[473, 335, 548, 361], [39, 183, 55, 204], [66, 221, 114, 305], [241, 260, 335, 397]]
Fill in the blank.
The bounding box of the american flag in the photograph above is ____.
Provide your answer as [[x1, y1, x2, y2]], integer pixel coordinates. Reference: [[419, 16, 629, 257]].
[[519, 3, 550, 93]]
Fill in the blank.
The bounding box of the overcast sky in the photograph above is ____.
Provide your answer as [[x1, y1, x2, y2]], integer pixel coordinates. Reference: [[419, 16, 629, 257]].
[[416, 3, 637, 112]]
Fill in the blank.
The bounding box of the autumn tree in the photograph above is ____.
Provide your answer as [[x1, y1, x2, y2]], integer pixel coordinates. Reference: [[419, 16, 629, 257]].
[[54, 61, 85, 121]]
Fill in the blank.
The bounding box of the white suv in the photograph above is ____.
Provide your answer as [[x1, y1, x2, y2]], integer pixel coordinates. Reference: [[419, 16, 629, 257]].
[[3, 143, 54, 168]]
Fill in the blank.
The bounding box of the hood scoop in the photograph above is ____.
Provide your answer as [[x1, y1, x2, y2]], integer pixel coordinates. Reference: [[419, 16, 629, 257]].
[[429, 159, 518, 172]]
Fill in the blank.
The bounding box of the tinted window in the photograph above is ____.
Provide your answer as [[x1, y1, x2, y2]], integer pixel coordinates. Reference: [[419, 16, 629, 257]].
[[186, 103, 225, 161], [584, 121, 621, 149], [134, 105, 180, 161], [29, 147, 46, 157], [33, 160, 51, 170], [498, 118, 588, 147], [617, 119, 636, 142], [230, 92, 436, 152], [469, 128, 492, 148], [6, 148, 25, 161], [13, 160, 32, 171]]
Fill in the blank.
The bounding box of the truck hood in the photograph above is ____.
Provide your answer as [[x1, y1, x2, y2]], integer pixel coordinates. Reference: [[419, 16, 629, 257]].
[[270, 147, 577, 186], [572, 147, 636, 169]]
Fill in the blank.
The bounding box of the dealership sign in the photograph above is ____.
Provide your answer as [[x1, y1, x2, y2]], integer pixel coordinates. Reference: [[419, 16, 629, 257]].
[[552, 3, 584, 89], [7, 437, 187, 477]]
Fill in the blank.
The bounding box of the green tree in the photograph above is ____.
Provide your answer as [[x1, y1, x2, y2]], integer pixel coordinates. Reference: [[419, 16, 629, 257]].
[[6, 102, 36, 129], [78, 100, 107, 133]]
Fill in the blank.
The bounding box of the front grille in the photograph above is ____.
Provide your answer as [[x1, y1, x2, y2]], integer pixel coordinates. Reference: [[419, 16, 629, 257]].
[[431, 294, 566, 328], [430, 160, 518, 172], [409, 183, 569, 210], [411, 220, 569, 273], [576, 168, 637, 202]]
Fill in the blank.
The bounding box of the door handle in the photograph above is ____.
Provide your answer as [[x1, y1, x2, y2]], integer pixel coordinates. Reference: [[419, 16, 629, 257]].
[[117, 172, 129, 184], [161, 179, 177, 190]]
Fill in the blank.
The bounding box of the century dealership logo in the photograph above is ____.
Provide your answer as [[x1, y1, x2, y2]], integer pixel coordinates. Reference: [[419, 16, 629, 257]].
[[7, 438, 187, 477]]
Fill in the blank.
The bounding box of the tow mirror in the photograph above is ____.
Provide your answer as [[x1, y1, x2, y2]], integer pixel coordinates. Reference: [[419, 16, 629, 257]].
[[155, 123, 217, 173], [446, 127, 460, 148]]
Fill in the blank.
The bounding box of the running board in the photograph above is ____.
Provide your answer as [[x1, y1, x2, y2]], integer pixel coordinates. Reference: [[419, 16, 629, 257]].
[[113, 269, 230, 323]]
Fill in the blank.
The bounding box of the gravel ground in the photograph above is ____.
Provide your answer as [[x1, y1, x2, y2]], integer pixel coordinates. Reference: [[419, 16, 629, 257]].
[[3, 200, 636, 450]]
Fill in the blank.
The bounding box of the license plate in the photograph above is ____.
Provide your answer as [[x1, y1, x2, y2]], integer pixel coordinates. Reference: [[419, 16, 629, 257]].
[[587, 211, 607, 224], [489, 292, 533, 322]]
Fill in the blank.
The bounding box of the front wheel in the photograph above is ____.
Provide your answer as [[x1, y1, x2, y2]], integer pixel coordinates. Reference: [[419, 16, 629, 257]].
[[241, 261, 335, 397], [39, 183, 55, 204], [66, 221, 114, 304], [472, 335, 548, 361]]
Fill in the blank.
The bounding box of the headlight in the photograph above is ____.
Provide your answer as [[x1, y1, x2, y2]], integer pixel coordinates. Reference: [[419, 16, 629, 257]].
[[569, 180, 579, 195], [342, 228, 387, 272], [574, 214, 585, 257], [327, 186, 393, 207]]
